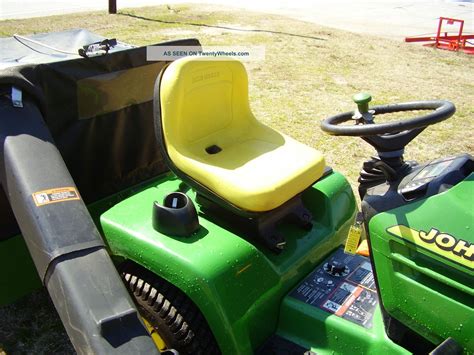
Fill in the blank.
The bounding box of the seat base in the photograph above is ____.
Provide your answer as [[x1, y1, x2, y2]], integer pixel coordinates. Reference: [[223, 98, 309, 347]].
[[196, 192, 313, 252]]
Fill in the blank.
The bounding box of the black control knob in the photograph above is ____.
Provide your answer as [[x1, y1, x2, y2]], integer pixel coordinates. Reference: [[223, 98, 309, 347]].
[[324, 261, 350, 277]]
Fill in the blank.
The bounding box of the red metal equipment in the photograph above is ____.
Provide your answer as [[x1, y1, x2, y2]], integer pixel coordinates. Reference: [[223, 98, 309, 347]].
[[405, 17, 474, 55]]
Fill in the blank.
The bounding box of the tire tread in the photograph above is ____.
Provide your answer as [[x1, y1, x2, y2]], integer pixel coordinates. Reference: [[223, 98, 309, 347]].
[[120, 262, 220, 355]]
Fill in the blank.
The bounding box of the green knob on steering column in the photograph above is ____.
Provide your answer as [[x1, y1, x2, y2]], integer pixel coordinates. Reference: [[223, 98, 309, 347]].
[[353, 93, 372, 113]]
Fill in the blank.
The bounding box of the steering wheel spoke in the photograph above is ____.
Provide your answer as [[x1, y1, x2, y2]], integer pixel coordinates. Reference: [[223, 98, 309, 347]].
[[362, 127, 425, 154]]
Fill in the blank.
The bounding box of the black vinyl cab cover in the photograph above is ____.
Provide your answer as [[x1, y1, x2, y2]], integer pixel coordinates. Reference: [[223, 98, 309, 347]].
[[0, 29, 201, 239]]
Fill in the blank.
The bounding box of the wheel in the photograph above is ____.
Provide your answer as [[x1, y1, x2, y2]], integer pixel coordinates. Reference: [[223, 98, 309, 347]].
[[120, 262, 220, 354], [321, 97, 455, 136], [320, 94, 455, 154]]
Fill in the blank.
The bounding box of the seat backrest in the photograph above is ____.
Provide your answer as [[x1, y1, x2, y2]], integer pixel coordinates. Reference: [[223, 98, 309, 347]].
[[159, 58, 257, 158]]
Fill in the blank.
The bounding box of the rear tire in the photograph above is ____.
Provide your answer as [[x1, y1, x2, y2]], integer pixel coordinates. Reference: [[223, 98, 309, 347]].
[[120, 262, 220, 355]]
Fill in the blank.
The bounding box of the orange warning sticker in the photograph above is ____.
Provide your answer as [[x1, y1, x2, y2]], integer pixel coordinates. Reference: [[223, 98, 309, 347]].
[[32, 187, 80, 206]]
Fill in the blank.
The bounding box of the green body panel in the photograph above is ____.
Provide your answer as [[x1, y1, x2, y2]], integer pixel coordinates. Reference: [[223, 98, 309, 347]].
[[369, 173, 474, 353], [0, 235, 42, 306], [278, 295, 407, 354], [100, 171, 356, 354]]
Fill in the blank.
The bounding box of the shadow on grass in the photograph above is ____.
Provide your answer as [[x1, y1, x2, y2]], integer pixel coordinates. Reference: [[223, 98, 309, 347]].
[[0, 288, 73, 354], [119, 12, 327, 41]]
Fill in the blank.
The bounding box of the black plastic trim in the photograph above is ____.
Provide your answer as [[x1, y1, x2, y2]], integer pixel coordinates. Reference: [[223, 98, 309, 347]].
[[0, 95, 158, 354]]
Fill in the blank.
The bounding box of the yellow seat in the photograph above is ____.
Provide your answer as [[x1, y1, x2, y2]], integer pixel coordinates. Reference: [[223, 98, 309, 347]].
[[157, 57, 325, 212]]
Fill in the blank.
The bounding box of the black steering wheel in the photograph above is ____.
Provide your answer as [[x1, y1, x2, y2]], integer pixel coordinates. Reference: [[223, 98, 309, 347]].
[[321, 94, 455, 153]]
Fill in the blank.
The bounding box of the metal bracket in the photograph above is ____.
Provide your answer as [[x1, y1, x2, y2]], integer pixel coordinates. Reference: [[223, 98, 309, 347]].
[[352, 109, 375, 123]]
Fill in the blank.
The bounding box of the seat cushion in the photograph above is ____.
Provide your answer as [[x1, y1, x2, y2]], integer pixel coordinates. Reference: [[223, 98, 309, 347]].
[[169, 123, 325, 212], [159, 57, 325, 212]]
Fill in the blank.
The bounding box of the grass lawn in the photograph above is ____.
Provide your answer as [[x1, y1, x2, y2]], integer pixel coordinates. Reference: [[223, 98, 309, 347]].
[[0, 4, 473, 353]]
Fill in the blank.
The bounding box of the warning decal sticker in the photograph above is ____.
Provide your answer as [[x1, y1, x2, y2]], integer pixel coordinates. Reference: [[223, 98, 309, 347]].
[[289, 248, 378, 328], [32, 187, 80, 206]]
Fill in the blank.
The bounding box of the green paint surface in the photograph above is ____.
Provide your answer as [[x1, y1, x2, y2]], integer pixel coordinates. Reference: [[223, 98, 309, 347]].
[[278, 293, 408, 354], [369, 173, 474, 353], [100, 172, 356, 354], [353, 92, 372, 113]]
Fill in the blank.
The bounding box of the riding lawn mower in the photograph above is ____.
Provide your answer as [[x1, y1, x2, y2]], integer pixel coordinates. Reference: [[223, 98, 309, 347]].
[[0, 30, 472, 354]]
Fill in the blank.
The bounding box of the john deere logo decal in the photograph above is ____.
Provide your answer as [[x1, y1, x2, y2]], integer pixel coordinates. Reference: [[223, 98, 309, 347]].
[[386, 225, 473, 270]]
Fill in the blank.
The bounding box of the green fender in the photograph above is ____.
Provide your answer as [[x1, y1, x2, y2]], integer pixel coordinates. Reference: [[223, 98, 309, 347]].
[[100, 171, 356, 354]]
